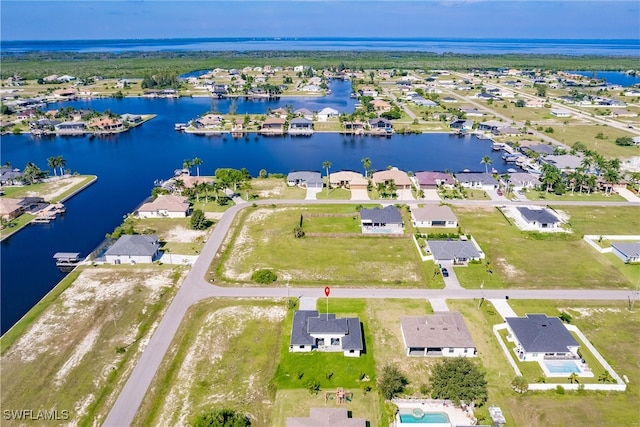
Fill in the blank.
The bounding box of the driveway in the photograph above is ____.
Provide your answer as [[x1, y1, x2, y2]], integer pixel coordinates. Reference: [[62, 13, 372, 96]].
[[616, 188, 640, 202], [485, 188, 509, 202], [439, 261, 463, 290], [397, 188, 415, 200], [305, 187, 322, 200], [420, 189, 441, 201], [350, 188, 370, 200]]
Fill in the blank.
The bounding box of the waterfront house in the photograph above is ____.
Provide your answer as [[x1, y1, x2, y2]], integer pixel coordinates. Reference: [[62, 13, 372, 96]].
[[455, 172, 499, 191], [459, 106, 485, 117], [478, 120, 507, 132], [371, 99, 392, 112], [0, 198, 25, 220], [54, 121, 86, 135], [105, 235, 160, 265], [425, 239, 483, 263], [329, 171, 368, 190], [449, 119, 474, 131], [400, 312, 477, 357], [610, 242, 640, 264], [231, 119, 244, 132], [289, 118, 314, 135], [368, 118, 393, 133], [523, 144, 555, 156], [121, 113, 142, 124], [287, 408, 366, 427], [91, 118, 124, 132], [261, 117, 286, 134], [343, 121, 366, 133], [359, 86, 378, 97], [414, 171, 456, 189], [372, 168, 412, 190], [505, 314, 579, 362], [411, 205, 458, 228], [359, 205, 404, 234], [289, 310, 363, 357], [286, 171, 323, 189], [137, 195, 191, 219], [194, 114, 224, 129], [293, 108, 314, 120], [178, 176, 214, 189], [516, 207, 561, 230], [317, 107, 339, 122], [0, 167, 22, 186], [270, 107, 289, 119], [541, 154, 583, 172]]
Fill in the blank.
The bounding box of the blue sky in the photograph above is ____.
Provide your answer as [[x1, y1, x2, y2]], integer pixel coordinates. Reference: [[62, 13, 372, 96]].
[[1, 1, 639, 41]]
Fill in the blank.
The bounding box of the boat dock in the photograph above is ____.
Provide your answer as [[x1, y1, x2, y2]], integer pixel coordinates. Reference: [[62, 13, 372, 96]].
[[53, 252, 82, 271], [32, 203, 66, 224]]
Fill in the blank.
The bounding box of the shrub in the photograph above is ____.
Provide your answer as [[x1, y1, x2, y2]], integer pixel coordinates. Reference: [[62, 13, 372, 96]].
[[555, 385, 565, 395], [190, 209, 208, 230], [251, 269, 277, 284], [192, 409, 250, 427], [378, 364, 408, 400]]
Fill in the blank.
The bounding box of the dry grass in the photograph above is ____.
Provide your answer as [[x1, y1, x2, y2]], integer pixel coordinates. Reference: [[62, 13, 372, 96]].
[[0, 266, 184, 426]]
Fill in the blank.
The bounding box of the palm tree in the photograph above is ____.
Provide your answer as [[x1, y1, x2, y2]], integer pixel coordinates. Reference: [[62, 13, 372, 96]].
[[480, 156, 492, 174], [568, 372, 579, 384], [183, 159, 192, 175], [47, 156, 59, 177], [602, 167, 620, 195], [541, 164, 561, 193], [361, 157, 371, 178], [173, 179, 185, 196], [598, 370, 614, 383], [57, 156, 67, 176], [322, 160, 331, 194], [511, 376, 528, 394], [192, 157, 203, 176]]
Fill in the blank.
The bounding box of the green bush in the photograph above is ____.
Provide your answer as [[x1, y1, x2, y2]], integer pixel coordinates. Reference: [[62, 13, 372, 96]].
[[251, 269, 277, 284], [192, 408, 250, 427]]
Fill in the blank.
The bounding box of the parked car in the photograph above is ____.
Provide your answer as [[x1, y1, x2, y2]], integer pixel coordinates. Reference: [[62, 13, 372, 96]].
[[441, 268, 449, 277]]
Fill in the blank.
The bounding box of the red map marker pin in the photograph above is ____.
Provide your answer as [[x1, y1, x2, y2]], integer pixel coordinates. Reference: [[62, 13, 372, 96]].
[[324, 286, 331, 297]]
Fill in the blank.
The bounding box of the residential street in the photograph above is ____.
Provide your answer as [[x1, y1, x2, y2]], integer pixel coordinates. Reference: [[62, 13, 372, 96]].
[[104, 197, 639, 426]]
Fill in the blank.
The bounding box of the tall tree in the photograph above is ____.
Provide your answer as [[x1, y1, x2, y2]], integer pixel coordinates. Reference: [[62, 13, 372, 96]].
[[57, 155, 67, 176], [430, 357, 488, 406], [47, 156, 59, 177], [183, 159, 192, 175], [192, 157, 203, 176], [361, 157, 371, 178], [322, 160, 331, 194], [480, 156, 492, 174]]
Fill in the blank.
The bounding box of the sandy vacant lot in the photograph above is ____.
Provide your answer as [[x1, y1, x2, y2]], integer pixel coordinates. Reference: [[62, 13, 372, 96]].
[[1, 266, 183, 426], [27, 176, 88, 201]]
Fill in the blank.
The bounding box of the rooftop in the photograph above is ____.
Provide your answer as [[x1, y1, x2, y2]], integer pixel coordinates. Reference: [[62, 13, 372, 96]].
[[506, 314, 579, 353], [411, 205, 457, 223], [426, 240, 481, 261], [516, 207, 559, 224], [360, 205, 403, 225], [401, 312, 475, 349]]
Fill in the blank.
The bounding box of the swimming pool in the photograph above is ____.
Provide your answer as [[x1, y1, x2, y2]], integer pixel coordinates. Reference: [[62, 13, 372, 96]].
[[399, 411, 451, 424], [543, 360, 581, 374]]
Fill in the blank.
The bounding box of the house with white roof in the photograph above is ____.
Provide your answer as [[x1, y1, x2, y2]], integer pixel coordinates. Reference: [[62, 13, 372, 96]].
[[317, 107, 339, 122]]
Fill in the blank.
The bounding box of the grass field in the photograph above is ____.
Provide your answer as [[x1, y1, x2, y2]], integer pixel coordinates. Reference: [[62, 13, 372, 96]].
[[214, 205, 444, 288], [524, 189, 626, 202], [129, 217, 211, 255], [452, 205, 634, 289], [0, 266, 183, 426], [552, 124, 640, 158]]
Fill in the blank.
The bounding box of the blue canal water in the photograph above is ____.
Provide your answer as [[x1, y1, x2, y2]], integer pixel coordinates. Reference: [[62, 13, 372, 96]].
[[566, 71, 640, 87], [1, 80, 510, 333]]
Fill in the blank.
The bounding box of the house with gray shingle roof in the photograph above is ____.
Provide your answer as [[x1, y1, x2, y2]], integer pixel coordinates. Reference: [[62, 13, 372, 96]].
[[105, 235, 160, 264], [287, 171, 323, 189], [400, 312, 476, 357], [455, 172, 499, 191], [505, 314, 580, 362], [290, 310, 363, 357], [516, 207, 561, 229], [611, 242, 640, 264], [359, 205, 404, 234], [426, 239, 483, 263]]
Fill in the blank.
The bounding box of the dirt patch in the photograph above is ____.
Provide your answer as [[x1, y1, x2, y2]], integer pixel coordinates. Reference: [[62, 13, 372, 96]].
[[26, 176, 86, 201], [165, 225, 207, 243], [567, 307, 622, 318], [495, 257, 523, 279]]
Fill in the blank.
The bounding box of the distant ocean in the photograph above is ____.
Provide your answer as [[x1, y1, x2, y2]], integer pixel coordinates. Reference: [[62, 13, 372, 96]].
[[2, 37, 639, 56]]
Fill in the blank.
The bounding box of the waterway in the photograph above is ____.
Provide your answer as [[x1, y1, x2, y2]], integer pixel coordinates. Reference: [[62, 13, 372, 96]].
[[1, 80, 510, 333], [566, 71, 640, 87]]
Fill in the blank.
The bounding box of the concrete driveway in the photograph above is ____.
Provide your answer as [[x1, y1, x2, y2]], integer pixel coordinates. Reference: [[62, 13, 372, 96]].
[[350, 188, 370, 200], [397, 188, 415, 200]]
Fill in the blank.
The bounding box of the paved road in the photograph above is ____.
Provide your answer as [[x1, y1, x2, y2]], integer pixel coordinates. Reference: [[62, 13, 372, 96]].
[[104, 197, 640, 426]]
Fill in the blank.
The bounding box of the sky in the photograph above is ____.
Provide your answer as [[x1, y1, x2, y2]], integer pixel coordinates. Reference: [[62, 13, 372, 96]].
[[1, 1, 639, 41]]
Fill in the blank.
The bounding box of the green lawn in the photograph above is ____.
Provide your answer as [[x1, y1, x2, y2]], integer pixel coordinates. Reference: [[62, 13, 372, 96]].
[[453, 206, 633, 289], [561, 206, 640, 236], [524, 189, 626, 202], [2, 175, 96, 202], [302, 215, 361, 233], [215, 205, 443, 288], [315, 187, 352, 200]]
